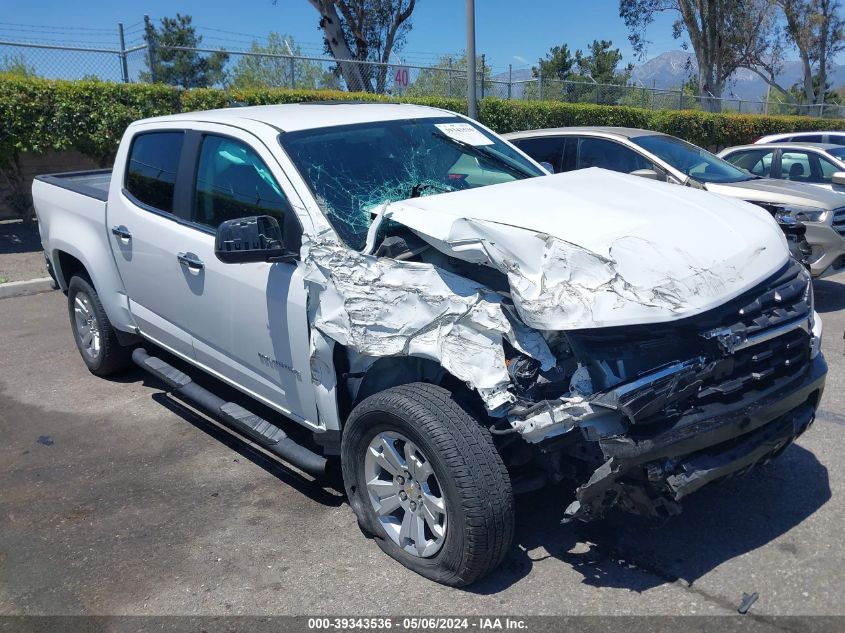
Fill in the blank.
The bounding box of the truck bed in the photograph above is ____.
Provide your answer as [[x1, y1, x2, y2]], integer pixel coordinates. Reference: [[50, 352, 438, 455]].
[[34, 169, 112, 202]]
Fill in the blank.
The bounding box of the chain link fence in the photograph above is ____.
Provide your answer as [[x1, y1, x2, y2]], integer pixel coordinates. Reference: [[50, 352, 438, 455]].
[[2, 38, 844, 119]]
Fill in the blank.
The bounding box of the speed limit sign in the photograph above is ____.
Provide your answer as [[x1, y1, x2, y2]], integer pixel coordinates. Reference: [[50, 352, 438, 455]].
[[393, 66, 410, 93]]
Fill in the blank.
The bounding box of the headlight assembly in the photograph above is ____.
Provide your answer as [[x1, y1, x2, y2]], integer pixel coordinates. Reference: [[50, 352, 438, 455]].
[[775, 205, 829, 223]]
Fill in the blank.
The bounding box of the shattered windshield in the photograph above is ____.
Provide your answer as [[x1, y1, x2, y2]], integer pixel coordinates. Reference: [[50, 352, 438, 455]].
[[279, 116, 544, 249], [632, 134, 751, 184]]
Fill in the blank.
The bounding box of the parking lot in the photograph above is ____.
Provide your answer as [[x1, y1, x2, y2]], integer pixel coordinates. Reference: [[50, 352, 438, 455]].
[[0, 274, 844, 617]]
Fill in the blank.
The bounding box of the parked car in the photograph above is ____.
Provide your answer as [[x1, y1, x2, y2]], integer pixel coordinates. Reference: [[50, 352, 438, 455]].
[[505, 127, 845, 278], [719, 142, 845, 194], [754, 131, 845, 146], [35, 105, 826, 586]]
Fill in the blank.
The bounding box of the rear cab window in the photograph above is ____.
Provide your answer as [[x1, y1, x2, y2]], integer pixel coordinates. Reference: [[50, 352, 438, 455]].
[[124, 132, 185, 213]]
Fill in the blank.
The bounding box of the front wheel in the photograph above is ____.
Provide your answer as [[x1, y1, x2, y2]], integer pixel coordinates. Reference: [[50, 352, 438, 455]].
[[341, 383, 514, 587]]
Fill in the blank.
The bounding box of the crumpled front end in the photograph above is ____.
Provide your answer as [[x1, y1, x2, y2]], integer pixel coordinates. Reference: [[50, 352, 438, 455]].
[[297, 170, 823, 521], [505, 259, 827, 521]]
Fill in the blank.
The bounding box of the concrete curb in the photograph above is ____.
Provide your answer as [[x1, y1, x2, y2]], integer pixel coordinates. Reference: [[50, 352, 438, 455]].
[[0, 277, 56, 300]]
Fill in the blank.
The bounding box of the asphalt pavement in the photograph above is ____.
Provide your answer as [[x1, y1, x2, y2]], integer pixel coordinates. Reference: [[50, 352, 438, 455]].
[[1, 274, 844, 616]]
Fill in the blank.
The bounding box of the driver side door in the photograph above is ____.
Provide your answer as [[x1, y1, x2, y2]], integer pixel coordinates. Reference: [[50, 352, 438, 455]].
[[169, 126, 318, 426]]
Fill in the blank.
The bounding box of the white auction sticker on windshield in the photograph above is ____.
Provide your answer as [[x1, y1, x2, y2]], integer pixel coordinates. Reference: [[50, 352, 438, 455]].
[[435, 122, 494, 146]]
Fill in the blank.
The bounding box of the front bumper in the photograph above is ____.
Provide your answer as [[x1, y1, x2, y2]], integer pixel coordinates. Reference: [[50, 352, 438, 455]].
[[564, 353, 827, 521]]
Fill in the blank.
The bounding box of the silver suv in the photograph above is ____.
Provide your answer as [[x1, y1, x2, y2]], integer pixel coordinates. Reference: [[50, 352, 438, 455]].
[[506, 127, 845, 278]]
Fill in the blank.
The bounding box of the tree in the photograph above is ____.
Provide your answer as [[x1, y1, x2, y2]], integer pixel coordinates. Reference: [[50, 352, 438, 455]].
[[778, 0, 844, 107], [231, 33, 339, 90], [0, 54, 36, 78], [406, 53, 490, 97], [532, 44, 576, 81], [575, 40, 633, 84], [619, 0, 774, 111], [738, 1, 843, 112], [529, 41, 632, 102], [142, 14, 228, 88], [304, 0, 416, 92]]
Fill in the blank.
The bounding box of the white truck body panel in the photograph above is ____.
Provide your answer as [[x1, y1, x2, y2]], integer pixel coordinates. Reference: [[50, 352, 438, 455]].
[[33, 178, 136, 333]]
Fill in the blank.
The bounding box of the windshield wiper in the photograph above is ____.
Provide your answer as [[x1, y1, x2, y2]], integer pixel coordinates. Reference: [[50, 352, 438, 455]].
[[431, 130, 536, 179]]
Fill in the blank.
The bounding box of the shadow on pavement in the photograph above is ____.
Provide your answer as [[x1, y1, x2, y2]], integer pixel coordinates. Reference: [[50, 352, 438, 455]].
[[813, 278, 845, 313], [0, 220, 41, 255], [470, 442, 830, 594], [117, 356, 346, 508]]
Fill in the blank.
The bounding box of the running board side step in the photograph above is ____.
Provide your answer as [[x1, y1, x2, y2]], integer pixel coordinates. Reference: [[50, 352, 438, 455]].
[[132, 348, 327, 476]]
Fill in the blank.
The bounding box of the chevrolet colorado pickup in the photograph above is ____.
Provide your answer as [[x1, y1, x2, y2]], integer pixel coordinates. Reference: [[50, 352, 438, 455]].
[[34, 104, 827, 586]]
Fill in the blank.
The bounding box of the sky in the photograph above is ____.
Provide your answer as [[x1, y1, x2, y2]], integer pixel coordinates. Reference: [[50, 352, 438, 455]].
[[1, 0, 683, 75]]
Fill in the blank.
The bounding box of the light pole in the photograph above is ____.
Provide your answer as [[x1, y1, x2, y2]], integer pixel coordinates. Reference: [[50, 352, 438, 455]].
[[466, 0, 477, 120]]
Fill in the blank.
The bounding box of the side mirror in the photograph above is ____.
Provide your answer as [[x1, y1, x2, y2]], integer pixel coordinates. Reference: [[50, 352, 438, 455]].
[[214, 215, 296, 264], [831, 171, 845, 186], [630, 168, 661, 181], [538, 161, 555, 173]]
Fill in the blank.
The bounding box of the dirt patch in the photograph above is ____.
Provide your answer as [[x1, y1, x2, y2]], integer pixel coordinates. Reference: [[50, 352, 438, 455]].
[[0, 220, 46, 283]]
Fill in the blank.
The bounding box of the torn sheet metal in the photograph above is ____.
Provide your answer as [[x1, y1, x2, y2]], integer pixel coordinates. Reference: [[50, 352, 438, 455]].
[[507, 396, 625, 443], [301, 231, 555, 411], [380, 168, 789, 330]]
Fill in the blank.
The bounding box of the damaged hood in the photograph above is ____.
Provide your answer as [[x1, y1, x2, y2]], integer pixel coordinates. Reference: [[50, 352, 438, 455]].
[[706, 176, 845, 209], [381, 168, 789, 330]]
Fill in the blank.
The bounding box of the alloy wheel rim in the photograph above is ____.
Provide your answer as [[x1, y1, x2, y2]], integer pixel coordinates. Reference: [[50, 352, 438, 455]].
[[74, 292, 101, 361], [364, 430, 448, 558]]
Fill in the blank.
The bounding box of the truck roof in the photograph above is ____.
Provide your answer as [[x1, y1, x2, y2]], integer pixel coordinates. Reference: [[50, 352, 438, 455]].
[[139, 102, 455, 133]]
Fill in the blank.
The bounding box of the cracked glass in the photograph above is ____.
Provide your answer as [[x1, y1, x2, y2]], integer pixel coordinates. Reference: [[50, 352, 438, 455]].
[[279, 116, 544, 250]]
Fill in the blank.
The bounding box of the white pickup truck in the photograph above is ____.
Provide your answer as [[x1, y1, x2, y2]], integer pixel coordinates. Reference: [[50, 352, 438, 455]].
[[34, 103, 827, 586]]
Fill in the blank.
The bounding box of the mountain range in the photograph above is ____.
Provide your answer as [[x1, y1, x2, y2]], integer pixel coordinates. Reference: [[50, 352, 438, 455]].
[[632, 50, 845, 100], [494, 50, 845, 101]]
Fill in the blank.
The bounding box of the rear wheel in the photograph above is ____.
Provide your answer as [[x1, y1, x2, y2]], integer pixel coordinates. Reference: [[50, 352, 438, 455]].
[[341, 383, 514, 586], [67, 274, 133, 376]]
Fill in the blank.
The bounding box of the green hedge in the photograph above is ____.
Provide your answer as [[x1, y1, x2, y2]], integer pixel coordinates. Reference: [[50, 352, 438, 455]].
[[2, 75, 843, 217]]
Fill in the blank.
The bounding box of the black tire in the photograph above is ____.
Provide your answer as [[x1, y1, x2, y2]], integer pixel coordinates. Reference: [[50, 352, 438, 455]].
[[341, 383, 514, 587], [67, 274, 133, 376]]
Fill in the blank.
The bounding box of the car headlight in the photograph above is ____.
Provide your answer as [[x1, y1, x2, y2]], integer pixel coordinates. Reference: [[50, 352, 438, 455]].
[[804, 275, 823, 359], [775, 205, 829, 223]]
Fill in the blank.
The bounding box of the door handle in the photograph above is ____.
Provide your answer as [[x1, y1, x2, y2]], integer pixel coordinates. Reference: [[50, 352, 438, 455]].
[[177, 252, 204, 270], [111, 225, 132, 241]]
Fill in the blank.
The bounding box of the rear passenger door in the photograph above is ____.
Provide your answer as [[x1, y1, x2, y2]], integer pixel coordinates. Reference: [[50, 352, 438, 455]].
[[108, 128, 197, 357]]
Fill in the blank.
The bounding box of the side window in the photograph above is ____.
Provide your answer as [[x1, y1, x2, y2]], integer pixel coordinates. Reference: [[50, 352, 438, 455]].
[[512, 137, 565, 172], [577, 137, 654, 174], [724, 149, 774, 177], [798, 134, 824, 143], [125, 132, 185, 214], [193, 135, 297, 239], [781, 151, 821, 183], [826, 134, 845, 146], [819, 156, 840, 180]]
